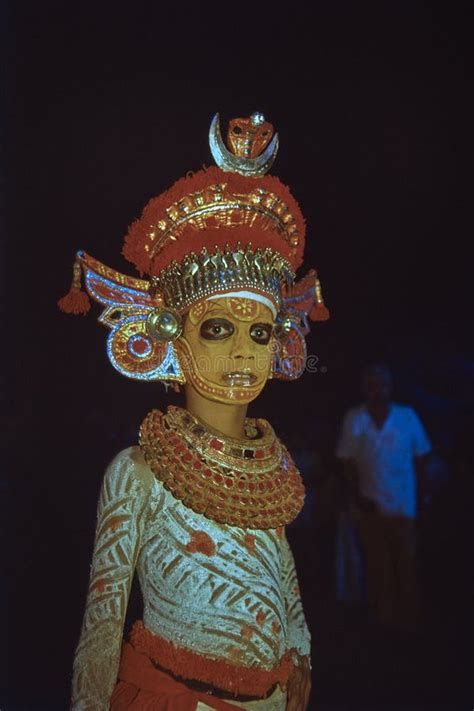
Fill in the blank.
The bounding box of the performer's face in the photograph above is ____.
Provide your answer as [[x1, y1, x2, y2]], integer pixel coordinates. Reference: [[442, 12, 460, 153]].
[[177, 297, 274, 404]]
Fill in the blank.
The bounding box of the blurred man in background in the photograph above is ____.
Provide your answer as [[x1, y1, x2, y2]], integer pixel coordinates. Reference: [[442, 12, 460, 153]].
[[336, 364, 432, 631]]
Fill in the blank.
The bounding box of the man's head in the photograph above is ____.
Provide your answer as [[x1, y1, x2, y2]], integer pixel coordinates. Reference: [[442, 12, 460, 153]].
[[361, 363, 393, 405]]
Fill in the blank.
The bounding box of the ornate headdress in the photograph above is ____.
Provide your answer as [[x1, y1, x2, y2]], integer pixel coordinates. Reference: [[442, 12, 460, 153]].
[[59, 112, 329, 383]]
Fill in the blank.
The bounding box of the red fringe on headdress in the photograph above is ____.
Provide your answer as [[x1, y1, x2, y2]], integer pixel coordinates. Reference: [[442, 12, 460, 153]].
[[58, 287, 91, 315], [310, 276, 330, 321], [310, 303, 330, 321], [122, 166, 306, 276], [57, 253, 91, 315], [283, 269, 330, 322]]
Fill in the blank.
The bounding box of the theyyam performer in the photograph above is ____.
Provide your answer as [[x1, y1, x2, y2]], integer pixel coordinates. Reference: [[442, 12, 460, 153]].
[[59, 112, 329, 711]]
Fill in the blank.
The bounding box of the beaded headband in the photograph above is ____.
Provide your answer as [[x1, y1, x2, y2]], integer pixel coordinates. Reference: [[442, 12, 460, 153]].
[[59, 112, 329, 384], [151, 244, 292, 316]]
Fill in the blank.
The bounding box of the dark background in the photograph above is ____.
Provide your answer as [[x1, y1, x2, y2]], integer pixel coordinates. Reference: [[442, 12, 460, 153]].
[[3, 2, 472, 710]]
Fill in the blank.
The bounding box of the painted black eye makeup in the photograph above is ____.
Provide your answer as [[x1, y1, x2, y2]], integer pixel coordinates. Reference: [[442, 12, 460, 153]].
[[200, 318, 235, 340], [249, 323, 272, 345]]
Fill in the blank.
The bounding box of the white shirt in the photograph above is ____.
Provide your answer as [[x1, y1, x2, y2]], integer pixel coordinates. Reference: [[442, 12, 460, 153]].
[[336, 404, 431, 517]]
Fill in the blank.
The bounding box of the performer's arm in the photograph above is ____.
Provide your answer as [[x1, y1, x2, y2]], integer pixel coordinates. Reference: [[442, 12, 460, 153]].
[[281, 531, 311, 710], [71, 448, 153, 711]]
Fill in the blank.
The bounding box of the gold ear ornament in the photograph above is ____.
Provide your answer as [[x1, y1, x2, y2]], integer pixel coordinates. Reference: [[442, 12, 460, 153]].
[[146, 308, 183, 342]]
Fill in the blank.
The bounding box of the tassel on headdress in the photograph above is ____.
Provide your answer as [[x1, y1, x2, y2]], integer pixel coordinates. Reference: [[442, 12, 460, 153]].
[[310, 278, 330, 322], [58, 252, 91, 315]]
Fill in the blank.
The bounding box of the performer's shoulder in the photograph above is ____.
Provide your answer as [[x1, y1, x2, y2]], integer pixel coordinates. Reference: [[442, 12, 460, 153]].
[[103, 446, 155, 495]]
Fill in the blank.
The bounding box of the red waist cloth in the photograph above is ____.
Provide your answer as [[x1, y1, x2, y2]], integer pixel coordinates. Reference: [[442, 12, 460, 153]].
[[128, 620, 294, 697], [111, 642, 241, 711]]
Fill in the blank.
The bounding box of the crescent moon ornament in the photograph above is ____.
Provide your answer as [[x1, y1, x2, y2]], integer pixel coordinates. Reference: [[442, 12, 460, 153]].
[[209, 113, 279, 177]]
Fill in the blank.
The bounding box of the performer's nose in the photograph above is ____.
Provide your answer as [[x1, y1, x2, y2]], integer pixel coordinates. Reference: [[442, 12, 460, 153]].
[[230, 327, 254, 360]]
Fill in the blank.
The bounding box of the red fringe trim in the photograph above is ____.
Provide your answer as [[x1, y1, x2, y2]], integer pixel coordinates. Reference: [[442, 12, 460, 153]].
[[122, 166, 306, 276], [310, 303, 330, 322], [57, 287, 91, 315], [114, 643, 242, 710], [282, 269, 330, 322], [129, 621, 295, 697]]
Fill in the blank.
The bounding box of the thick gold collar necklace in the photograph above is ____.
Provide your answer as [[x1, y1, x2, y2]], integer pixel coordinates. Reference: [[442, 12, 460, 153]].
[[139, 406, 305, 530]]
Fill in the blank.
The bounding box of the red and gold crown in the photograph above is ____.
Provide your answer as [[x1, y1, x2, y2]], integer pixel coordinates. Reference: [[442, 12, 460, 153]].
[[59, 112, 329, 383]]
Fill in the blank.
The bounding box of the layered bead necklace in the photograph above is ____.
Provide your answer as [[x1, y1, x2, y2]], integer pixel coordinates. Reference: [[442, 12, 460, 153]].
[[139, 406, 305, 530]]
